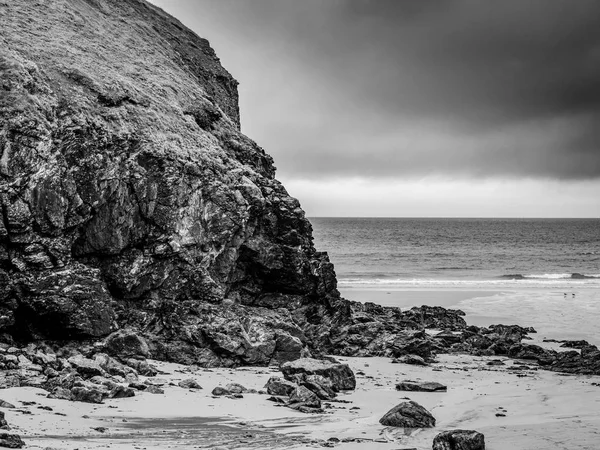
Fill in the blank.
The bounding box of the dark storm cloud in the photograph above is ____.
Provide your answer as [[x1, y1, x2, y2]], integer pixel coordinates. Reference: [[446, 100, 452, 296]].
[[151, 0, 600, 179]]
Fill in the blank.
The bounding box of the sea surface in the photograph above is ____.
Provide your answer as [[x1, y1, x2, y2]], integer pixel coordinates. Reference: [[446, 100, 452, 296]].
[[310, 217, 600, 290]]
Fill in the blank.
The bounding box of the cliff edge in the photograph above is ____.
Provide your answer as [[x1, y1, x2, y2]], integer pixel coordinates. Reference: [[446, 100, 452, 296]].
[[0, 0, 344, 366]]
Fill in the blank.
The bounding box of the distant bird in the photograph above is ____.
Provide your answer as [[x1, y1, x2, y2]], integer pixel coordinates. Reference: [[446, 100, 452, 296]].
[[572, 293, 576, 298]]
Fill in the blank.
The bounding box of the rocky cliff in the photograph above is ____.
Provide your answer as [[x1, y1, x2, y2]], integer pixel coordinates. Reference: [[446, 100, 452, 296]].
[[0, 0, 344, 366]]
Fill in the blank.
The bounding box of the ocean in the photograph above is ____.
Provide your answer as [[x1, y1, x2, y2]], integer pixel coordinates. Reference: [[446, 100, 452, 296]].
[[310, 217, 600, 289], [310, 217, 600, 343]]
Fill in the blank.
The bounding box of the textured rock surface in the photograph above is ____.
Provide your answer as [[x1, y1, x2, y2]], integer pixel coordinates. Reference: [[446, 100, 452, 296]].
[[432, 429, 485, 450], [0, 0, 343, 366], [280, 358, 356, 391], [395, 380, 447, 392], [379, 400, 436, 428]]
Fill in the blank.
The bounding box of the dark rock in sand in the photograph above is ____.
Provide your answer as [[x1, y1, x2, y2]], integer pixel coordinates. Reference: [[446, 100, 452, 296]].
[[265, 377, 297, 396], [559, 340, 590, 349], [392, 354, 428, 366], [144, 385, 165, 395], [288, 385, 321, 409], [211, 387, 231, 396], [281, 358, 356, 391], [508, 344, 551, 362], [549, 345, 600, 375], [0, 401, 15, 410], [125, 359, 157, 377], [225, 383, 247, 394], [67, 356, 106, 378], [71, 386, 104, 404], [396, 380, 447, 392], [178, 379, 202, 390], [48, 387, 73, 401], [432, 429, 485, 450], [379, 400, 435, 428], [108, 385, 136, 399], [94, 354, 136, 378], [0, 412, 8, 430], [0, 433, 25, 449], [301, 374, 337, 400]]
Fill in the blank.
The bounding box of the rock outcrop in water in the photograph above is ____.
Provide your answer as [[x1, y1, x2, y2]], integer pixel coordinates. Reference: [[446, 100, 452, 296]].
[[0, 0, 342, 366]]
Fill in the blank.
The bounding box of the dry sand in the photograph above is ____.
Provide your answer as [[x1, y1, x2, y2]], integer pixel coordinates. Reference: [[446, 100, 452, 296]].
[[2, 353, 600, 450]]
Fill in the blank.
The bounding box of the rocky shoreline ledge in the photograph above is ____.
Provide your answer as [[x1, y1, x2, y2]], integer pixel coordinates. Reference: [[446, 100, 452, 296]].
[[0, 304, 598, 449]]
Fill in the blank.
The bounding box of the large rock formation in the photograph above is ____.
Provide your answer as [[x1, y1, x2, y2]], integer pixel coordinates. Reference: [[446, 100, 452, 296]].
[[0, 0, 342, 366]]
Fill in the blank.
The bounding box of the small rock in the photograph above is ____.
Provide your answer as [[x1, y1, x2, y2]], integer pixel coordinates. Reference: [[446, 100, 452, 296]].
[[108, 385, 135, 399], [0, 401, 15, 409], [432, 429, 485, 450], [395, 380, 447, 392], [281, 358, 356, 391], [211, 387, 231, 396], [178, 379, 202, 390], [104, 329, 150, 359], [225, 383, 247, 394], [71, 386, 104, 404], [0, 433, 25, 448], [288, 385, 321, 410], [144, 385, 164, 395], [264, 377, 297, 396], [379, 401, 435, 428], [392, 355, 428, 366]]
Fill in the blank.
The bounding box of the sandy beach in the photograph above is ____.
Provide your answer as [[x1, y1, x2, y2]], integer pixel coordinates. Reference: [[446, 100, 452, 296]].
[[2, 350, 599, 450]]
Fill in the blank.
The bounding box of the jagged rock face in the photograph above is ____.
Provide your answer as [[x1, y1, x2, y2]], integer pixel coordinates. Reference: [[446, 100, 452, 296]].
[[0, 0, 341, 365]]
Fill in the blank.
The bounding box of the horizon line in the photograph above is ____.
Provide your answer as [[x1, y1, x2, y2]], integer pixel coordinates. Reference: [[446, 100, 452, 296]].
[[307, 216, 599, 220]]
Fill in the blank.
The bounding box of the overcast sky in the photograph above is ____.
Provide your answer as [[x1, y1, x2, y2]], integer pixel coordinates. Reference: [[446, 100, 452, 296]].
[[150, 0, 599, 217]]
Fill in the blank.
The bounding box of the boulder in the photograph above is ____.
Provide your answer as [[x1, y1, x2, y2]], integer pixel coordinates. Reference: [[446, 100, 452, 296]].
[[0, 412, 8, 430], [178, 379, 202, 390], [392, 354, 428, 366], [264, 377, 297, 396], [144, 385, 164, 395], [108, 385, 136, 399], [402, 306, 467, 331], [281, 358, 356, 391], [104, 330, 150, 360], [301, 374, 337, 400], [390, 330, 436, 359], [71, 386, 104, 404], [432, 429, 485, 450], [396, 380, 447, 392], [559, 340, 590, 349], [225, 383, 247, 394], [67, 356, 105, 378], [288, 385, 321, 409], [508, 344, 553, 362], [94, 353, 136, 378], [125, 359, 158, 377], [48, 387, 73, 401], [0, 433, 24, 449], [211, 387, 231, 396], [379, 401, 435, 428]]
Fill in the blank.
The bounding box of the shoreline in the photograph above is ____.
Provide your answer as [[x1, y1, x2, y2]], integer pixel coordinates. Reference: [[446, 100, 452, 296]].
[[5, 354, 600, 450], [340, 287, 600, 346]]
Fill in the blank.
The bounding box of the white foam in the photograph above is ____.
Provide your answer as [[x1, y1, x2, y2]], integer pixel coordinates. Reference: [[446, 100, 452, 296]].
[[338, 277, 600, 290]]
